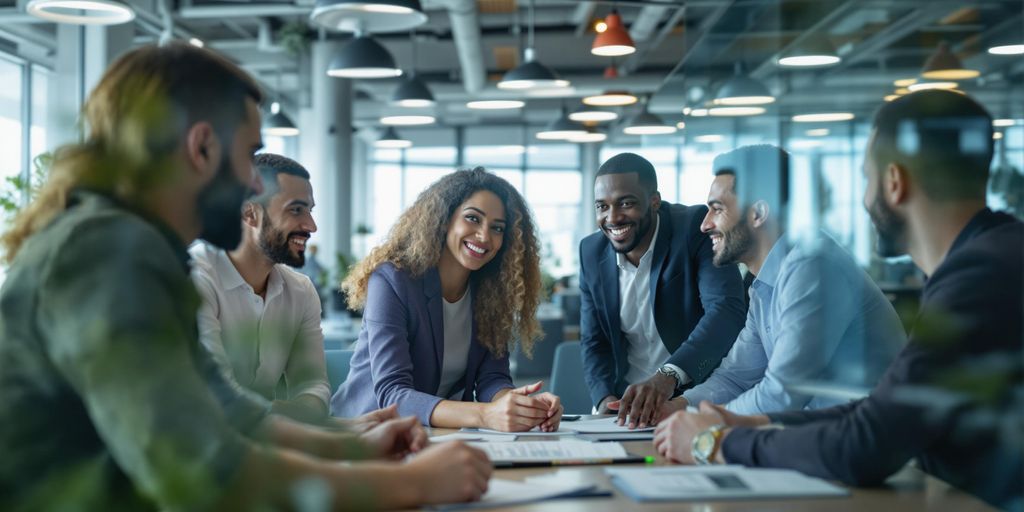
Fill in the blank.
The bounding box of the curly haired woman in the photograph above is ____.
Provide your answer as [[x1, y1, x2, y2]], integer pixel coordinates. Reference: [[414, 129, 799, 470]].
[[330, 168, 563, 432]]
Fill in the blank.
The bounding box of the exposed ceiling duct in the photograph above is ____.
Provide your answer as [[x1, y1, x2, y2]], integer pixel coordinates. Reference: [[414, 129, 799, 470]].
[[436, 0, 486, 93]]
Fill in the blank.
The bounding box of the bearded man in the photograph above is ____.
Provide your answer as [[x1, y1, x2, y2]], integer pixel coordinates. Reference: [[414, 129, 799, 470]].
[[191, 153, 332, 422], [658, 144, 906, 420]]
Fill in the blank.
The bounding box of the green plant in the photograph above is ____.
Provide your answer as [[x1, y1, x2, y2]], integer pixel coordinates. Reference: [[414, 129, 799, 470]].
[[278, 21, 310, 57], [335, 252, 355, 286], [1, 153, 51, 218]]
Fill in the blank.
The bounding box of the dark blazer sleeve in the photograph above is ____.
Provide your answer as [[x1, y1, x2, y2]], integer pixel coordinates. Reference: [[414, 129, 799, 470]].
[[665, 210, 746, 383], [474, 349, 514, 403], [578, 240, 617, 407], [720, 246, 1016, 487], [362, 269, 444, 425]]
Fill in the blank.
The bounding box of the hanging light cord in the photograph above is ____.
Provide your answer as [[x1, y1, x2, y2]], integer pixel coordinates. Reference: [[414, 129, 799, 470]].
[[528, 0, 535, 52]]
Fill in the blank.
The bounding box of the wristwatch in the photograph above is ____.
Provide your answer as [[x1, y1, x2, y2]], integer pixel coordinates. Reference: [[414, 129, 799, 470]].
[[691, 423, 726, 465], [656, 364, 685, 393]]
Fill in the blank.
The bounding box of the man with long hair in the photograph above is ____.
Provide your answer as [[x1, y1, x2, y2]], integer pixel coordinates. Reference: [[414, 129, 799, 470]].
[[0, 43, 490, 511]]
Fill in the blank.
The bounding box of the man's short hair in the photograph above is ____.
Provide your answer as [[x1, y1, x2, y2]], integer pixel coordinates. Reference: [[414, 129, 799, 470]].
[[712, 145, 790, 220], [251, 153, 311, 207], [870, 89, 993, 201], [596, 152, 658, 193]]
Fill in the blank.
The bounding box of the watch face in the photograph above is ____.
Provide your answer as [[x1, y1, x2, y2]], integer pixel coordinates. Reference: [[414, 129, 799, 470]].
[[694, 430, 714, 455]]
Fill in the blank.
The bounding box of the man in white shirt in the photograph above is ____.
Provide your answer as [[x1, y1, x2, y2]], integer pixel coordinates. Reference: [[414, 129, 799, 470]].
[[192, 153, 330, 422]]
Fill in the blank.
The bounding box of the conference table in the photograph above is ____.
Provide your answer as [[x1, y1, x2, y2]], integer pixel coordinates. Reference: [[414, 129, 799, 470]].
[[425, 418, 996, 512]]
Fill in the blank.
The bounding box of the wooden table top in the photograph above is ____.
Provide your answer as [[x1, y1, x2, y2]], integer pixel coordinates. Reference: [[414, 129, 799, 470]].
[[424, 423, 995, 512]]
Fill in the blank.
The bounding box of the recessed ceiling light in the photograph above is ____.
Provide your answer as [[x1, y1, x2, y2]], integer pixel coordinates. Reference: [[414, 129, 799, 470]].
[[26, 0, 135, 25], [792, 112, 854, 123], [993, 119, 1018, 127], [380, 115, 435, 126], [689, 108, 709, 117], [582, 91, 638, 107], [466, 100, 525, 110], [993, 132, 1004, 140], [708, 106, 766, 117], [988, 44, 1024, 55], [907, 81, 959, 92], [676, 121, 686, 129], [806, 128, 829, 137], [694, 134, 723, 143]]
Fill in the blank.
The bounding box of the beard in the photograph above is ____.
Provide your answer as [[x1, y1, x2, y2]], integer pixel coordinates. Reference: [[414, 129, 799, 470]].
[[257, 214, 308, 268], [867, 179, 908, 258], [607, 206, 655, 255], [198, 155, 250, 251], [712, 215, 755, 267]]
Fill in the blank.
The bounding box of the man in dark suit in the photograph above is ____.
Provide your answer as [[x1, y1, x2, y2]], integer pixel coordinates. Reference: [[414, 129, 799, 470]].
[[579, 152, 747, 428], [653, 90, 1023, 510]]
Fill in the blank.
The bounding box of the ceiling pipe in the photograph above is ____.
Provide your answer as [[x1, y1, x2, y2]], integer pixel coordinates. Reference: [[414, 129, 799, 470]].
[[438, 0, 485, 93]]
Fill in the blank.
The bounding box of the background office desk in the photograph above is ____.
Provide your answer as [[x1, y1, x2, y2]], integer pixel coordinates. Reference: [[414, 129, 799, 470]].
[[425, 425, 996, 512]]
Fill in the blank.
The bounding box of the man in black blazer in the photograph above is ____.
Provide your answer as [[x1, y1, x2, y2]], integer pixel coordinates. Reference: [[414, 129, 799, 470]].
[[579, 153, 747, 428], [654, 90, 1023, 510]]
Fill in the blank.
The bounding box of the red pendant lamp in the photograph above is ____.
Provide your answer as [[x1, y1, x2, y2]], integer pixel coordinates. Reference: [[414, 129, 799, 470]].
[[592, 10, 635, 57]]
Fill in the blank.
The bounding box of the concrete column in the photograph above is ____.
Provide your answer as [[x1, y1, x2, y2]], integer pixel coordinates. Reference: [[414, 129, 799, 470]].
[[310, 40, 353, 264], [578, 142, 600, 237]]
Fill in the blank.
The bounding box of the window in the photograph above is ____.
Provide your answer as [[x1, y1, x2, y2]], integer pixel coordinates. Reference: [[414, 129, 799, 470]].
[[0, 57, 23, 190]]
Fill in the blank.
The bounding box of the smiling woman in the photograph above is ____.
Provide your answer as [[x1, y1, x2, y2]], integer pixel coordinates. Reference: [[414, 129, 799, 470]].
[[332, 167, 566, 433]]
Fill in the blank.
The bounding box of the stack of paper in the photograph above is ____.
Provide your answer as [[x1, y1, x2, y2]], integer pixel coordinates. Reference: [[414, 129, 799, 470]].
[[607, 466, 849, 501], [563, 416, 655, 435], [470, 441, 640, 467]]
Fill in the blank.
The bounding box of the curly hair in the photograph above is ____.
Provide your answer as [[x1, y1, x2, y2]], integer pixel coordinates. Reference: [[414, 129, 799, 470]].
[[343, 167, 543, 358]]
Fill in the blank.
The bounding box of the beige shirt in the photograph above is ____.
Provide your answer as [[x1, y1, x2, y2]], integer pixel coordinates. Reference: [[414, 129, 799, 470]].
[[190, 243, 331, 407]]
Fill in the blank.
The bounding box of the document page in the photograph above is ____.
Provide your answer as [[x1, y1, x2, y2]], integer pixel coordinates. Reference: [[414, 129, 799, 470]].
[[563, 416, 655, 433], [471, 441, 629, 463], [607, 466, 848, 501]]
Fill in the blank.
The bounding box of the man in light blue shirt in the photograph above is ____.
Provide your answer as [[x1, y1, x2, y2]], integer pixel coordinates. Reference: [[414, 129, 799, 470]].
[[660, 145, 906, 417]]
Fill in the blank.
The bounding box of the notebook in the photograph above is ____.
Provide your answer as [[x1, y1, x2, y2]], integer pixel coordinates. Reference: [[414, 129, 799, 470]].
[[607, 466, 849, 501]]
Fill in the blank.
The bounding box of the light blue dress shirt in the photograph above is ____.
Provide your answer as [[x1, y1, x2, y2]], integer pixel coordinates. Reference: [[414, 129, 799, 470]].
[[682, 231, 906, 415]]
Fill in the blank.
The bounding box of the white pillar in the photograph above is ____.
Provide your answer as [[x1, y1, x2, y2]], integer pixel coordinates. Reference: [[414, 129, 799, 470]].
[[309, 40, 354, 265]]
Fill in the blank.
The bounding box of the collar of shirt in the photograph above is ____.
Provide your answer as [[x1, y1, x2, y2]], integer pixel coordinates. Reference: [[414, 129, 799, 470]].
[[750, 234, 790, 300], [212, 247, 284, 302], [616, 215, 661, 271]]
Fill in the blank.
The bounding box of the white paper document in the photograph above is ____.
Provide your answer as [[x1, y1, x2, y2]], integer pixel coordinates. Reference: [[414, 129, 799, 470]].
[[563, 416, 655, 433], [432, 478, 597, 510], [606, 466, 849, 501], [466, 427, 576, 437], [430, 432, 517, 443], [471, 440, 631, 465]]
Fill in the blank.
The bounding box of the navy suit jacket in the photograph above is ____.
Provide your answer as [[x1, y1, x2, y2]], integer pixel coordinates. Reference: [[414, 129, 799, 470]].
[[723, 209, 1023, 510], [330, 263, 514, 425], [578, 202, 747, 407]]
